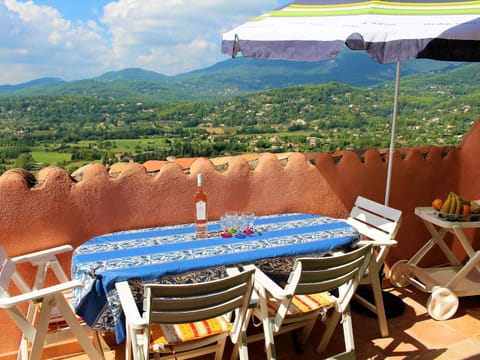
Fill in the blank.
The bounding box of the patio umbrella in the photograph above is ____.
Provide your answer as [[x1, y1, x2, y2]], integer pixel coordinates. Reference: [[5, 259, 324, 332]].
[[222, 0, 480, 205]]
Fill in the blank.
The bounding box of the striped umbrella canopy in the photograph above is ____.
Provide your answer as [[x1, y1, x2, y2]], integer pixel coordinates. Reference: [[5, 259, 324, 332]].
[[222, 0, 480, 205]]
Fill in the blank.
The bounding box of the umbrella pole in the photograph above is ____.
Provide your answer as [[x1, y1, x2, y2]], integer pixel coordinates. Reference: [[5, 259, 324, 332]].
[[385, 61, 401, 206]]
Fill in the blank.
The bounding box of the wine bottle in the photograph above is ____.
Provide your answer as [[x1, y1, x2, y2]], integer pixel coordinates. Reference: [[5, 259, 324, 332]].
[[194, 173, 208, 238]]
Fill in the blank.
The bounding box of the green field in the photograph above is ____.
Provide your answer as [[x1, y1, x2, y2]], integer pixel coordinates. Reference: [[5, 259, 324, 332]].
[[78, 138, 168, 151], [27, 138, 169, 169], [31, 151, 71, 164]]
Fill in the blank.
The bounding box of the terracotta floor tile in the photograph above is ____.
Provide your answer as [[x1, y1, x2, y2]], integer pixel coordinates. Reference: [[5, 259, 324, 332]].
[[406, 317, 467, 348], [444, 313, 480, 338], [435, 338, 480, 360], [388, 287, 430, 317]]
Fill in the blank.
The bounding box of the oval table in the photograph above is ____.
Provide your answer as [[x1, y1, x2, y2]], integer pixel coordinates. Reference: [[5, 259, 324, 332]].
[[71, 213, 360, 343]]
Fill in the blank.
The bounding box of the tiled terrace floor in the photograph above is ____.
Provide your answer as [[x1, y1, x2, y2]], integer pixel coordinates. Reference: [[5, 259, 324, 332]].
[[61, 280, 480, 360]]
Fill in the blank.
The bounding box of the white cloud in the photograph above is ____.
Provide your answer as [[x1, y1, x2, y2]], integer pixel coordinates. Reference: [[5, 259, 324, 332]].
[[100, 0, 280, 75], [0, 0, 109, 83], [0, 0, 284, 84]]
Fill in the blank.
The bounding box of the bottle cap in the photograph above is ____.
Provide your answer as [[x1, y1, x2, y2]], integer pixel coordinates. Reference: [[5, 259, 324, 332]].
[[197, 173, 204, 187]]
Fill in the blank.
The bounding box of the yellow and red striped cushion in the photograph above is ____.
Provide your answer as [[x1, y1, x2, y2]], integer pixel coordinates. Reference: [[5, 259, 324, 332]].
[[150, 315, 232, 348], [267, 292, 335, 317]]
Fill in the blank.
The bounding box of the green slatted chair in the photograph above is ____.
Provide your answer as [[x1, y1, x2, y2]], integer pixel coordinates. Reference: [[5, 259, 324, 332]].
[[246, 243, 372, 360], [115, 267, 255, 360]]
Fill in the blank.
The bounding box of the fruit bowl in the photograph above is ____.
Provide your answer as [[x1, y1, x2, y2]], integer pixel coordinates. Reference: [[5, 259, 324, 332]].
[[434, 211, 480, 222]]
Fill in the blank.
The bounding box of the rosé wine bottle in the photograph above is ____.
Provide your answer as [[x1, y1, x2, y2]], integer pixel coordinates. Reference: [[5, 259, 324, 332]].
[[194, 173, 208, 238]]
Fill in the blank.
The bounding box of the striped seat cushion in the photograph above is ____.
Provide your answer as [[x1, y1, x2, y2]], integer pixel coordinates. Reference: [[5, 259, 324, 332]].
[[150, 315, 232, 349], [268, 292, 335, 317]]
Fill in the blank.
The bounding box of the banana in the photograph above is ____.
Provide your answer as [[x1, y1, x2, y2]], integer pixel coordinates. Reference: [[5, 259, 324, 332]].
[[440, 193, 452, 214], [445, 193, 452, 214], [450, 193, 458, 214], [448, 192, 455, 214], [453, 193, 462, 215], [447, 192, 459, 215]]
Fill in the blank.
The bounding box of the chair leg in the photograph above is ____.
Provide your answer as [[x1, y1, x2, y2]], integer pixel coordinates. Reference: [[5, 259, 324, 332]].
[[230, 307, 252, 360], [30, 296, 54, 360], [230, 342, 239, 360], [125, 324, 133, 360], [17, 336, 28, 360], [263, 317, 277, 360], [298, 317, 316, 344], [237, 329, 249, 360], [55, 294, 104, 360], [341, 305, 355, 354], [18, 302, 39, 360], [291, 317, 317, 355], [215, 338, 227, 360], [316, 310, 341, 353], [370, 271, 389, 337], [129, 325, 146, 360], [257, 287, 276, 360], [91, 331, 106, 360]]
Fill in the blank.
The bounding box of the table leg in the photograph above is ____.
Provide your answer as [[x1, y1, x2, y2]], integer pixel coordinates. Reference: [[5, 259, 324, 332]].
[[445, 251, 480, 290], [422, 220, 462, 266], [452, 225, 480, 273]]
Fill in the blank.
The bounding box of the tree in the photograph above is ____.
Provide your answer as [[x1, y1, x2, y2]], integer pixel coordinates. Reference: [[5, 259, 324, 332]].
[[14, 153, 35, 170]]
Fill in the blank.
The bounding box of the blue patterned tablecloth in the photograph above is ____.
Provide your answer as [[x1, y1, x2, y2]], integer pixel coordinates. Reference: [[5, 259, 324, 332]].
[[71, 213, 359, 343]]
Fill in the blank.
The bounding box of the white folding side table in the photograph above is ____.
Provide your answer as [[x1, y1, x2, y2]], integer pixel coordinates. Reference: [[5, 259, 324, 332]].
[[390, 206, 480, 320]]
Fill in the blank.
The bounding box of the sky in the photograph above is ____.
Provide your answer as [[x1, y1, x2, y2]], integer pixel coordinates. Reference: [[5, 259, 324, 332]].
[[0, 0, 290, 85]]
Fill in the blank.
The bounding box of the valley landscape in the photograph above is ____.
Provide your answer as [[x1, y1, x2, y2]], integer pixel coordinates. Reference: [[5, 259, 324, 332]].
[[0, 52, 478, 175]]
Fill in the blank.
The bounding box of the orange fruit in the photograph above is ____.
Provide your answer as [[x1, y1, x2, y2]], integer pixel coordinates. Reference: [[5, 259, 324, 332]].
[[462, 204, 471, 221], [432, 198, 443, 211]]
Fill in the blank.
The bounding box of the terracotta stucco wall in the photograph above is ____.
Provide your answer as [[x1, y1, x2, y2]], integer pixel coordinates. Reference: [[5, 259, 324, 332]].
[[1, 120, 480, 355]]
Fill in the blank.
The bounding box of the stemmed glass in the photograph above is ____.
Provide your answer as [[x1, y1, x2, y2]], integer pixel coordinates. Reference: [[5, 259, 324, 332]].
[[220, 211, 239, 238], [220, 215, 232, 238], [220, 211, 255, 237], [241, 212, 255, 234]]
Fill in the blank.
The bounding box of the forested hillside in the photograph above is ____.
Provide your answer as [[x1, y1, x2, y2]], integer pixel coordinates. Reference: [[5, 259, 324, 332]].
[[0, 61, 478, 175], [0, 51, 470, 100]]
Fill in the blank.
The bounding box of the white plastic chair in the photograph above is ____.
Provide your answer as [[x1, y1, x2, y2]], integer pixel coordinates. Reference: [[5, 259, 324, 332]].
[[0, 245, 104, 360], [246, 243, 372, 360], [115, 267, 255, 360], [347, 196, 402, 337]]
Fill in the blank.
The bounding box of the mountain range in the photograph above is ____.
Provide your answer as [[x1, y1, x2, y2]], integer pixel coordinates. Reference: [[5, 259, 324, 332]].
[[0, 49, 473, 101]]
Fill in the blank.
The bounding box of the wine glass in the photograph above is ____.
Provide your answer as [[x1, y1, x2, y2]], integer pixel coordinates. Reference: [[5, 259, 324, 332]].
[[219, 215, 232, 238], [224, 211, 239, 235], [241, 212, 255, 234]]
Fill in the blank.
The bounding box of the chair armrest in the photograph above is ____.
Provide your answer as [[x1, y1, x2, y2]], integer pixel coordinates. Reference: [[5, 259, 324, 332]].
[[11, 245, 74, 266], [0, 279, 83, 308], [115, 281, 148, 329], [252, 266, 289, 300], [357, 239, 397, 248]]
